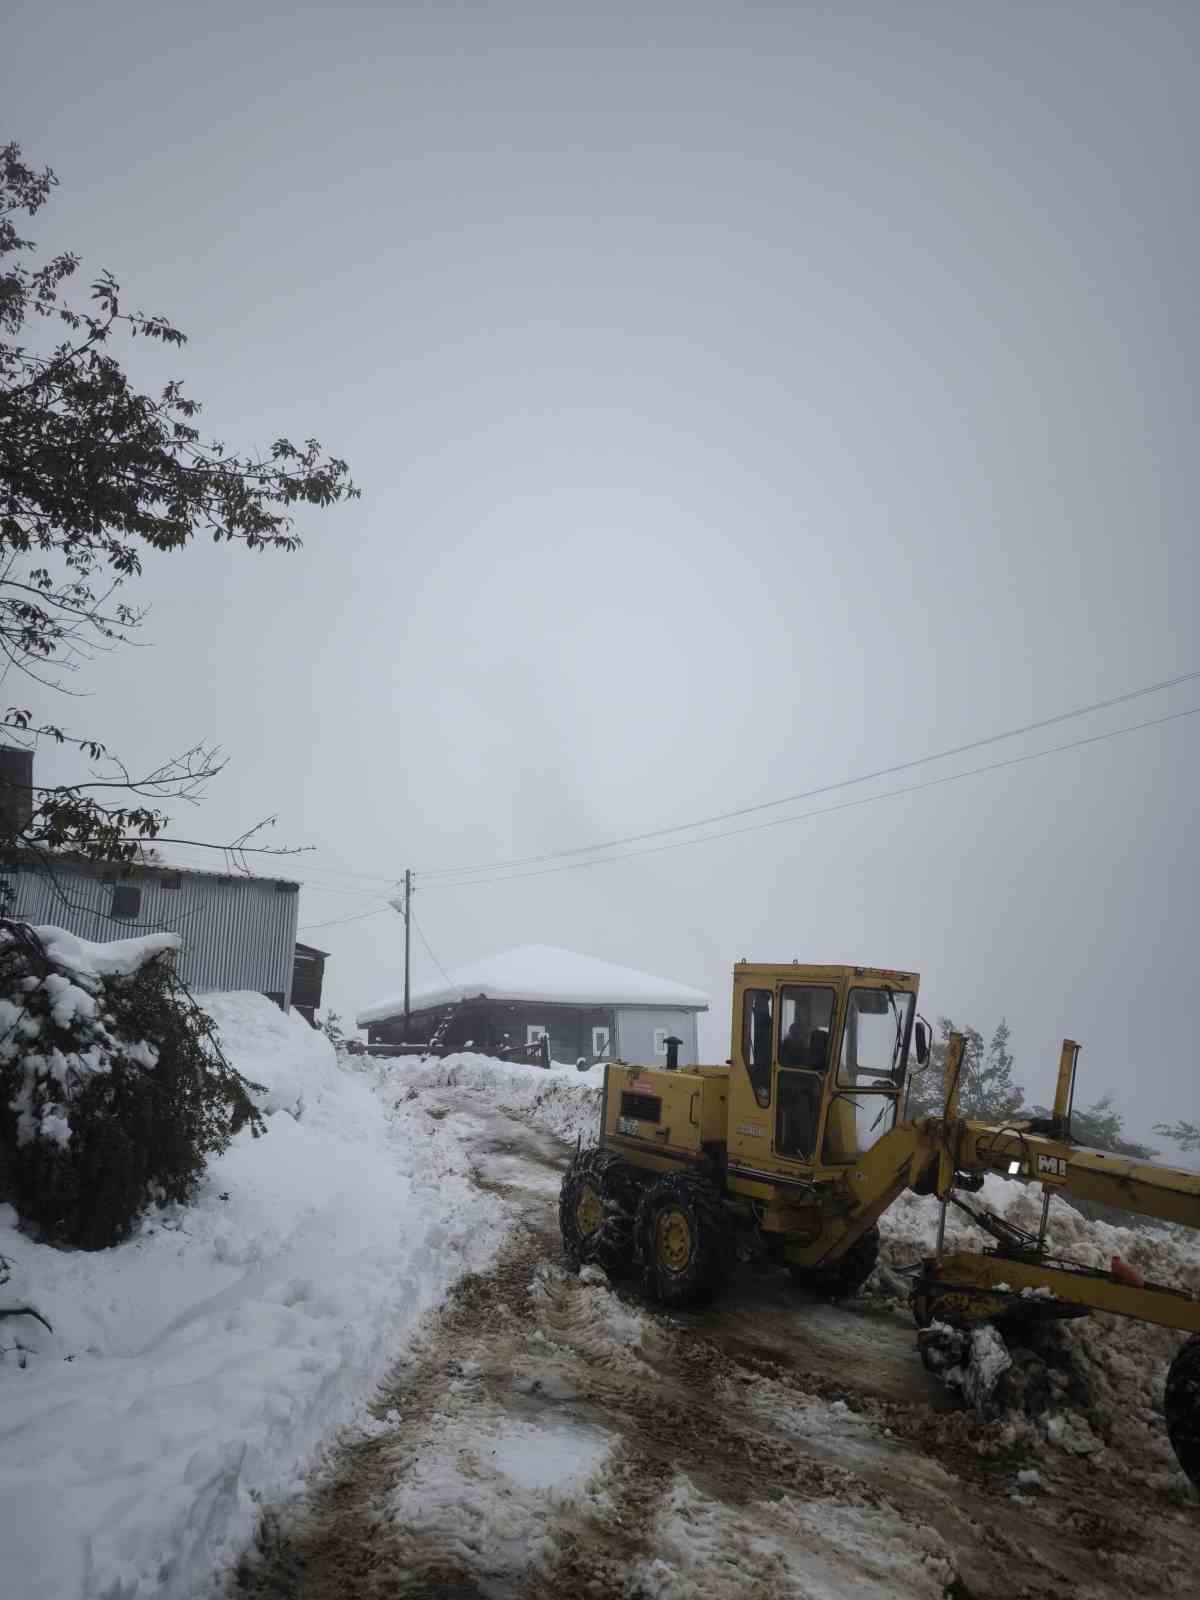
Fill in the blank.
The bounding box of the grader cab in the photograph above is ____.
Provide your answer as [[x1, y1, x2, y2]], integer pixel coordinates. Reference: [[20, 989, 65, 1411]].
[[559, 959, 1200, 1488]]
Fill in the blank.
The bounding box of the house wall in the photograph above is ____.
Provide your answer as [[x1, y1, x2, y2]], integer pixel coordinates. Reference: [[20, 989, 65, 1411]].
[[0, 859, 300, 1004], [368, 999, 619, 1061], [368, 999, 703, 1065], [614, 1007, 701, 1066]]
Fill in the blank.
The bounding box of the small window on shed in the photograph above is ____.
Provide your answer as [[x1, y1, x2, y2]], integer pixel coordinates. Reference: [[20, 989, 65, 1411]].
[[110, 883, 141, 921]]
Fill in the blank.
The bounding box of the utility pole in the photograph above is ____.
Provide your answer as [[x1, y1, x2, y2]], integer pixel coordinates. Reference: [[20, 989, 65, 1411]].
[[403, 867, 412, 1040]]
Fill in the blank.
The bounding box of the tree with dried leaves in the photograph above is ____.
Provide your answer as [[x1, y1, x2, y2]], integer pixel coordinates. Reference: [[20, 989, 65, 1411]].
[[0, 142, 358, 863], [905, 1016, 1024, 1121]]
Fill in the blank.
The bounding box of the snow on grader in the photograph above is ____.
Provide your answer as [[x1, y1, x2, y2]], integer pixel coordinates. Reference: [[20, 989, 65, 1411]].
[[558, 961, 1200, 1488]]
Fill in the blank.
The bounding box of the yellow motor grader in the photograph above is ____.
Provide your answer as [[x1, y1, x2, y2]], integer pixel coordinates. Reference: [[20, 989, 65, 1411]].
[[558, 961, 1200, 1486]]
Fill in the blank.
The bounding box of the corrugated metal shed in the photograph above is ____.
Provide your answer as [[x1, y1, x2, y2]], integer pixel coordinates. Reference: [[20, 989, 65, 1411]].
[[0, 855, 300, 1002]]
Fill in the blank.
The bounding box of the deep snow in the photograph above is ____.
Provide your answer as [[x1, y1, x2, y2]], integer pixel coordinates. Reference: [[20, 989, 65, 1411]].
[[0, 1002, 509, 1600]]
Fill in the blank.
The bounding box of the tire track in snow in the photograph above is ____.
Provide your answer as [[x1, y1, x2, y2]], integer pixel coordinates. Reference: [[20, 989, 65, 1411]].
[[232, 1089, 1200, 1600]]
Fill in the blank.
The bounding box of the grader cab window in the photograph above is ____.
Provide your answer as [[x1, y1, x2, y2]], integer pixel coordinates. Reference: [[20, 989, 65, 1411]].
[[775, 985, 836, 1161], [741, 989, 773, 1107], [779, 986, 836, 1071], [839, 988, 914, 1087], [823, 987, 913, 1163]]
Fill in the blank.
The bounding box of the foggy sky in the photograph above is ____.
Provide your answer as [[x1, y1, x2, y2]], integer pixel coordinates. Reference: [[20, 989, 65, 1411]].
[[7, 2, 1199, 1140]]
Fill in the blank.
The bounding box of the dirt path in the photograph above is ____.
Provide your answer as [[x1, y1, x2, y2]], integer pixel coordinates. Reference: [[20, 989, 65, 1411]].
[[232, 1088, 1200, 1600]]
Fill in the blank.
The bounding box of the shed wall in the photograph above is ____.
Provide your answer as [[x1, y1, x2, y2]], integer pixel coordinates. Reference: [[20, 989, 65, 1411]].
[[0, 861, 299, 1002]]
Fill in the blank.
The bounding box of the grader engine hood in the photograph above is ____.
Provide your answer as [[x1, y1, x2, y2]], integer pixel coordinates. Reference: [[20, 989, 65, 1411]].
[[603, 1062, 728, 1166]]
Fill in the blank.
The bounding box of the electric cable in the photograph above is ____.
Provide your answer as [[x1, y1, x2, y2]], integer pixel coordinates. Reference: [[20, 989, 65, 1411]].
[[411, 905, 457, 992], [421, 701, 1200, 889], [419, 666, 1200, 880]]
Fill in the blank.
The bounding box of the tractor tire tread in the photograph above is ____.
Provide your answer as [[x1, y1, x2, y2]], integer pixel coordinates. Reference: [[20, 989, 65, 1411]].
[[559, 1146, 640, 1277], [635, 1171, 731, 1310]]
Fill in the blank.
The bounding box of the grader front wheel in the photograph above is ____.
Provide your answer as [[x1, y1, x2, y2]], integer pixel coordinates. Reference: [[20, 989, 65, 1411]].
[[636, 1173, 730, 1309], [558, 1148, 638, 1277]]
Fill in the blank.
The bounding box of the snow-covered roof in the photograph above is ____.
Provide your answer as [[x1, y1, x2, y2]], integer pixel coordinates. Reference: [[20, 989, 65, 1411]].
[[356, 943, 709, 1026]]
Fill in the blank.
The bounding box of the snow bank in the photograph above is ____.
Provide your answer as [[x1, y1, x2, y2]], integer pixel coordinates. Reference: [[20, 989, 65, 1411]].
[[392, 1049, 604, 1146], [202, 990, 345, 1119], [0, 996, 509, 1600]]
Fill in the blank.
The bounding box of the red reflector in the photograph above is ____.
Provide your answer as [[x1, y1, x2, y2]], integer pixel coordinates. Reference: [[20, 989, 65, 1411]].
[[1111, 1256, 1145, 1288]]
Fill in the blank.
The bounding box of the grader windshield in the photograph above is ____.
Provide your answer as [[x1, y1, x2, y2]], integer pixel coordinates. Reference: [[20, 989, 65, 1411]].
[[823, 987, 913, 1162]]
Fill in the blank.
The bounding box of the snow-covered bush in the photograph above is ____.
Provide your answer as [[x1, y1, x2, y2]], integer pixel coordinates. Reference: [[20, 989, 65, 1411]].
[[0, 921, 265, 1250]]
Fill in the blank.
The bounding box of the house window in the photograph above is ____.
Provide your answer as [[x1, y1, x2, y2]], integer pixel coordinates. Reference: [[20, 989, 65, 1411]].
[[653, 1028, 670, 1056], [111, 883, 141, 921], [526, 1025, 549, 1046], [591, 1026, 612, 1059]]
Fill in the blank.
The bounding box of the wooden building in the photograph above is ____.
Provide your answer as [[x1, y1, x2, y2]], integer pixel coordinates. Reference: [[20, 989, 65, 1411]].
[[291, 942, 329, 1025], [356, 944, 709, 1065]]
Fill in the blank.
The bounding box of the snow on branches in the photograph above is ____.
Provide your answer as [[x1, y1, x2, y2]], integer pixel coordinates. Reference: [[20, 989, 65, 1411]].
[[0, 919, 265, 1248]]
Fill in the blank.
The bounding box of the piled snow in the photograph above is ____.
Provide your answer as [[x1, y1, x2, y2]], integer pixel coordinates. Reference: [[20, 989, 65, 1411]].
[[0, 995, 509, 1600], [357, 942, 709, 1024], [1, 921, 183, 1153], [202, 990, 348, 1119], [394, 1049, 605, 1147], [24, 923, 181, 979]]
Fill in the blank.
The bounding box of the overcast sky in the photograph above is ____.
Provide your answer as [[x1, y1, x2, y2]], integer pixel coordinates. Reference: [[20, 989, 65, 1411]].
[[8, 1, 1198, 1141]]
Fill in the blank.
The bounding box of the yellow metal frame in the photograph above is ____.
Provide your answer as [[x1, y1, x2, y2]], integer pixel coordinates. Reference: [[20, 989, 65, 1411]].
[[918, 1251, 1200, 1334], [593, 963, 1200, 1336]]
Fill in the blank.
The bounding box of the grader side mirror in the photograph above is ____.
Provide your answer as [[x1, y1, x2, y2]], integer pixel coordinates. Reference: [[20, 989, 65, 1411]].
[[914, 1020, 930, 1066]]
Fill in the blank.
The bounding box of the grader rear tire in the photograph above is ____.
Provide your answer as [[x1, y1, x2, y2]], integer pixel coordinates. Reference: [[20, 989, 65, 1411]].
[[789, 1225, 880, 1301], [1165, 1333, 1200, 1489], [558, 1148, 639, 1277], [636, 1173, 730, 1309]]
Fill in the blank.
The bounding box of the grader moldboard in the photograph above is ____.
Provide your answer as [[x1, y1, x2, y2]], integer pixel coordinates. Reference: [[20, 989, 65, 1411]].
[[558, 961, 1200, 1487]]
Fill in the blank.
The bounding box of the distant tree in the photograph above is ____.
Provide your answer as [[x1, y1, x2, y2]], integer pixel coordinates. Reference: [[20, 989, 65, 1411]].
[[906, 1017, 1024, 1120], [0, 142, 357, 865], [1154, 1120, 1200, 1153], [1059, 1095, 1158, 1161], [320, 1011, 345, 1051], [1020, 1092, 1159, 1225]]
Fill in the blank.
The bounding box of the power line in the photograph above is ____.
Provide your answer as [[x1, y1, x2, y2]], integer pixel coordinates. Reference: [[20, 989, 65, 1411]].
[[422, 702, 1200, 889], [411, 905, 457, 991], [298, 903, 394, 933], [419, 666, 1200, 882]]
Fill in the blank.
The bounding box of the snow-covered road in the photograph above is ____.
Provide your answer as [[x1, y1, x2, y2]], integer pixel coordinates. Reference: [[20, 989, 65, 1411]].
[[235, 1083, 1200, 1600]]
